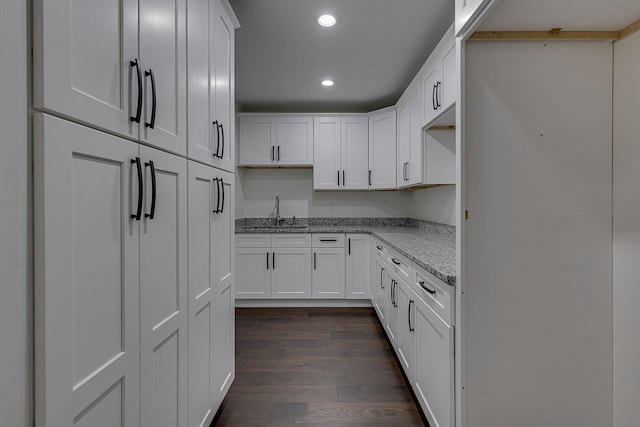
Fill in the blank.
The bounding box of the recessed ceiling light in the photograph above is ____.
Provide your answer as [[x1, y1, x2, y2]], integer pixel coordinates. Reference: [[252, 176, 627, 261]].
[[321, 80, 334, 87], [318, 14, 337, 27]]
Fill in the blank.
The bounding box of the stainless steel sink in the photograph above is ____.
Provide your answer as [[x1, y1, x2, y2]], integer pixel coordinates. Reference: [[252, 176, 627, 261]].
[[243, 224, 308, 230]]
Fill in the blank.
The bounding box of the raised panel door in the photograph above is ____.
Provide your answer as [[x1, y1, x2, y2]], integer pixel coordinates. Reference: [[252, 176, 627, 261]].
[[211, 0, 236, 172], [272, 248, 312, 298], [139, 0, 187, 155], [239, 117, 277, 165], [277, 117, 313, 166], [34, 113, 140, 427], [187, 161, 216, 427], [312, 248, 346, 299], [235, 248, 272, 299], [346, 234, 370, 299], [368, 110, 397, 190], [414, 297, 454, 427], [33, 0, 139, 139], [313, 117, 341, 190], [139, 146, 188, 427], [341, 116, 369, 190]]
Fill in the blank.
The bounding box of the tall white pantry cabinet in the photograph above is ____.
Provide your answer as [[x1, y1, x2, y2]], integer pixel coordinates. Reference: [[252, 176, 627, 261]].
[[32, 1, 239, 426]]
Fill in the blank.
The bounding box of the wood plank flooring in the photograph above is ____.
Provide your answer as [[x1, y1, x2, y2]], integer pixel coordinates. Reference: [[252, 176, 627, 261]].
[[212, 307, 427, 426]]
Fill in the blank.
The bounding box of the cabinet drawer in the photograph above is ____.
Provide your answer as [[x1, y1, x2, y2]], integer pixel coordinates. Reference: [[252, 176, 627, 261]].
[[272, 233, 311, 248], [312, 234, 345, 248], [236, 234, 272, 248], [413, 264, 454, 326], [385, 247, 413, 284], [372, 238, 386, 258]]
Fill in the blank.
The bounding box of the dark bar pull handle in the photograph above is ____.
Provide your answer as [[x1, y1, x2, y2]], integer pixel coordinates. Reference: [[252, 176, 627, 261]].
[[337, 170, 340, 186], [219, 178, 225, 213], [271, 146, 275, 162], [419, 280, 436, 295], [131, 157, 143, 220], [213, 178, 221, 213], [376, 245, 383, 250], [320, 239, 337, 243], [313, 252, 317, 269], [368, 170, 372, 186], [267, 252, 269, 270], [130, 59, 142, 123], [348, 238, 351, 255], [408, 300, 414, 332], [432, 84, 437, 110], [145, 69, 156, 129], [391, 258, 401, 266], [380, 268, 385, 289], [436, 81, 441, 108], [144, 160, 157, 219], [212, 120, 220, 158], [277, 145, 280, 162], [220, 123, 225, 159], [342, 170, 345, 186], [272, 252, 275, 269]]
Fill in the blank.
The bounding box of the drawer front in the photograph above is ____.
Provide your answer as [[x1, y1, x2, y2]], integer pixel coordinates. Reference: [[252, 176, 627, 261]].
[[272, 233, 312, 248], [236, 234, 272, 248], [312, 233, 345, 248], [372, 238, 386, 258], [386, 247, 413, 283], [413, 265, 454, 326]]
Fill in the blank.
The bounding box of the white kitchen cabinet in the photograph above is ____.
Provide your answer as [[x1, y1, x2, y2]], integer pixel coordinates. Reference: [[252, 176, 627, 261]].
[[455, 0, 490, 36], [346, 234, 371, 299], [235, 247, 272, 299], [422, 31, 456, 128], [33, 0, 140, 140], [368, 109, 397, 190], [34, 114, 141, 427], [238, 116, 313, 166], [187, 161, 235, 426], [312, 248, 346, 299], [187, 0, 238, 171], [396, 280, 417, 381], [385, 269, 399, 349], [313, 116, 369, 190], [272, 248, 313, 298], [372, 255, 387, 323], [397, 84, 424, 188], [414, 295, 454, 427], [139, 145, 188, 427]]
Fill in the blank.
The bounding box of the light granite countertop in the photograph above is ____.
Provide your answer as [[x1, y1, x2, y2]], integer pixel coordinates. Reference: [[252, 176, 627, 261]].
[[235, 218, 456, 285]]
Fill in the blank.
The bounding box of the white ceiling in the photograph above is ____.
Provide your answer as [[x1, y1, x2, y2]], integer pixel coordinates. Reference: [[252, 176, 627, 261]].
[[479, 0, 640, 31], [230, 0, 453, 112]]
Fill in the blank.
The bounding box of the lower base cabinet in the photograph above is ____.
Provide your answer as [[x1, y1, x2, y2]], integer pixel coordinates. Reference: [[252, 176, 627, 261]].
[[273, 248, 313, 298], [396, 280, 416, 380], [312, 247, 346, 298], [371, 255, 387, 322]]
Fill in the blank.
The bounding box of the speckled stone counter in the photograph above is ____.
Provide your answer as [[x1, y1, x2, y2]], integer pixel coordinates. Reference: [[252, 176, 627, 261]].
[[236, 218, 456, 285]]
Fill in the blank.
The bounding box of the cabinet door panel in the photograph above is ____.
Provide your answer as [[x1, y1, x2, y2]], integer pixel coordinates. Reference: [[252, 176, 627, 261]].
[[396, 103, 410, 187], [214, 169, 234, 293], [139, 146, 188, 427], [235, 248, 272, 299], [441, 42, 457, 112], [397, 281, 416, 381], [187, 161, 216, 427], [139, 0, 187, 155], [342, 116, 369, 190], [368, 110, 397, 189], [313, 117, 341, 190], [346, 235, 370, 299], [213, 275, 234, 405], [408, 85, 424, 185], [312, 248, 346, 299], [239, 117, 277, 165], [211, 0, 236, 172], [385, 271, 399, 349], [372, 256, 387, 323], [414, 298, 454, 427], [272, 249, 312, 298], [34, 114, 140, 427], [277, 117, 313, 165], [33, 0, 139, 139], [422, 65, 441, 127]]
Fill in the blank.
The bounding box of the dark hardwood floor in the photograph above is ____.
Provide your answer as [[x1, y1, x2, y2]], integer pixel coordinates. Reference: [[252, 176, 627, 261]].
[[213, 307, 427, 426]]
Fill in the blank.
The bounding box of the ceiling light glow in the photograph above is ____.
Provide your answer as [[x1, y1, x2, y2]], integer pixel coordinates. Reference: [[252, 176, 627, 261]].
[[321, 80, 334, 87], [318, 14, 337, 27]]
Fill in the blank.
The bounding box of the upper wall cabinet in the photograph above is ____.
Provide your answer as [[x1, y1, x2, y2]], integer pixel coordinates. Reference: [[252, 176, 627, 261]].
[[369, 109, 397, 190], [188, 0, 239, 172], [34, 0, 188, 156], [423, 35, 456, 127], [397, 83, 424, 188], [313, 116, 369, 190], [456, 0, 491, 36], [238, 116, 313, 167]]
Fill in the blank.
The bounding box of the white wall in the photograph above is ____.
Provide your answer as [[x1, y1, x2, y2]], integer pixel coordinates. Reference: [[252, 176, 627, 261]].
[[0, 0, 30, 426], [412, 186, 456, 225], [236, 168, 414, 218], [465, 41, 613, 427], [613, 29, 640, 427]]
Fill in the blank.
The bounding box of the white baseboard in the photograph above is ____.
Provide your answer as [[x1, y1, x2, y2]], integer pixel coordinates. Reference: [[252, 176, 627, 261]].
[[234, 299, 373, 308]]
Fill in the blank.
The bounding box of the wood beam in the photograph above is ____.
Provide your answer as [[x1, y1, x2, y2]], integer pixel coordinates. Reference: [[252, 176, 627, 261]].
[[469, 30, 620, 41], [620, 18, 640, 40]]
